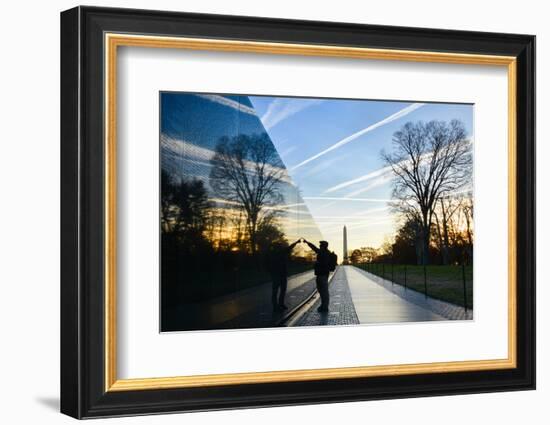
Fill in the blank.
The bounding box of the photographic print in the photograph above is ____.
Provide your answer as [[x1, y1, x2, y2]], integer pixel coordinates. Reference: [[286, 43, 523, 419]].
[[61, 9, 535, 417], [160, 92, 474, 332]]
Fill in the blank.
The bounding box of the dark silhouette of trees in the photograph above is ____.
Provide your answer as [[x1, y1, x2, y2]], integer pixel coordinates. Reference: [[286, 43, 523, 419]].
[[209, 133, 284, 255], [161, 170, 211, 249], [161, 171, 213, 308], [381, 194, 474, 266], [382, 120, 472, 265], [433, 196, 462, 265], [256, 221, 287, 254], [350, 249, 363, 264], [392, 216, 424, 264], [161, 170, 175, 234]]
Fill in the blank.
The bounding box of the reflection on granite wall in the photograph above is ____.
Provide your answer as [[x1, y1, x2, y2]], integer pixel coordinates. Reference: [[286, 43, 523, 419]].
[[160, 92, 323, 331]]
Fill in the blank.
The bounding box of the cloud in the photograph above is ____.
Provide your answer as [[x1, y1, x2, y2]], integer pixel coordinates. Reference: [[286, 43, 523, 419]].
[[260, 98, 323, 130], [299, 153, 350, 178], [303, 196, 390, 203], [323, 148, 437, 195], [291, 103, 424, 171], [196, 94, 256, 116], [324, 165, 393, 194], [161, 134, 294, 185], [352, 206, 390, 216], [279, 145, 298, 158], [274, 202, 307, 210], [341, 172, 395, 198], [324, 142, 463, 197]]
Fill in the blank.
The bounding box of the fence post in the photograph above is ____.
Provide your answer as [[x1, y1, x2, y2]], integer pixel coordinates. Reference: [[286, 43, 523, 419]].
[[382, 263, 385, 280], [391, 260, 394, 285], [423, 264, 427, 298], [462, 263, 468, 313], [404, 265, 407, 290]]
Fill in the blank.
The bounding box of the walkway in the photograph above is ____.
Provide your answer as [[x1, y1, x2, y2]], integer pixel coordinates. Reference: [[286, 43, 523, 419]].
[[292, 267, 360, 327], [291, 265, 461, 327], [353, 267, 473, 321], [346, 266, 444, 323]]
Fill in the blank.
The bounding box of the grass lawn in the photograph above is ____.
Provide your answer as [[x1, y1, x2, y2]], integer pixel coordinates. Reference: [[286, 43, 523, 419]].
[[355, 263, 473, 309]]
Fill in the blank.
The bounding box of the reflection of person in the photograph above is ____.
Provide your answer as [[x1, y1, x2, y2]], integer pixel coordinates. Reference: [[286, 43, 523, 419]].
[[266, 239, 300, 312], [303, 239, 331, 312]]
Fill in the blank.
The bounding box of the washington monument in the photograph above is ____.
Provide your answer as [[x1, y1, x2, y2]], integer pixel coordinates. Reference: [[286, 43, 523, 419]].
[[343, 225, 348, 264]]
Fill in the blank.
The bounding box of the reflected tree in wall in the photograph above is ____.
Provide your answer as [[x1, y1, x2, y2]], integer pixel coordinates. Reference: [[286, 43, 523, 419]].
[[209, 133, 285, 254]]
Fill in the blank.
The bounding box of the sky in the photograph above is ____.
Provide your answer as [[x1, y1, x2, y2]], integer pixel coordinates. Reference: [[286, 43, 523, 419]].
[[249, 95, 474, 260]]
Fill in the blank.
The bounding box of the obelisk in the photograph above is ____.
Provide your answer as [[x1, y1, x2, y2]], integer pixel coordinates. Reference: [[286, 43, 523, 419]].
[[343, 225, 348, 264]]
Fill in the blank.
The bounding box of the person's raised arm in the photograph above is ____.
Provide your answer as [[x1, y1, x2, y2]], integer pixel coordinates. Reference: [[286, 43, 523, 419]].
[[287, 239, 300, 253], [303, 239, 320, 254]]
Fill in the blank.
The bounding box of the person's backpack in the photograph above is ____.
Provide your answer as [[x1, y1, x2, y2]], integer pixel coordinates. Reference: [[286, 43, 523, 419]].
[[328, 251, 338, 272]]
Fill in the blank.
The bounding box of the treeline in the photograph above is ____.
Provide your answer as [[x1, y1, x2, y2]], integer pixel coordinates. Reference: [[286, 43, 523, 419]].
[[349, 193, 473, 266]]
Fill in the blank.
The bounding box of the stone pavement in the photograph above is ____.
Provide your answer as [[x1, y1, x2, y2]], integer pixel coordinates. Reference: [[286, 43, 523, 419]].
[[292, 267, 360, 327], [353, 267, 473, 320], [345, 266, 444, 323], [291, 265, 473, 327]]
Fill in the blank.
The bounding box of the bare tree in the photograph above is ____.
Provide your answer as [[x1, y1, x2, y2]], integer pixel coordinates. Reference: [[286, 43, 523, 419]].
[[382, 120, 472, 265], [209, 133, 284, 254], [461, 192, 474, 262], [433, 195, 462, 265]]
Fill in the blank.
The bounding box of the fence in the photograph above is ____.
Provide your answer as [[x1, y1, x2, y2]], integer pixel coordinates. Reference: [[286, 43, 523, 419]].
[[355, 263, 473, 311]]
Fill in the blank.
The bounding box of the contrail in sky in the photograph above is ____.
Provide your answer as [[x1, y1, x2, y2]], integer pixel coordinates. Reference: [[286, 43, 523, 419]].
[[324, 148, 437, 195], [343, 173, 394, 198], [324, 165, 393, 194], [303, 196, 390, 203], [260, 98, 323, 130], [197, 94, 256, 115], [290, 103, 424, 171]]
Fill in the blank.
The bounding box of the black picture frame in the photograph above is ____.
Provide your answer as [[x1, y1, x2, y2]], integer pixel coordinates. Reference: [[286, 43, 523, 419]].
[[61, 5, 535, 419]]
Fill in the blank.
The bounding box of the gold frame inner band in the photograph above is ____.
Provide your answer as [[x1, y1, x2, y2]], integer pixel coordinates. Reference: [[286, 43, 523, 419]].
[[104, 33, 517, 392]]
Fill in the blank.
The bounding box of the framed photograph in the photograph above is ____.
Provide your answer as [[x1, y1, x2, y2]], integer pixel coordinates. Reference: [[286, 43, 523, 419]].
[[60, 6, 535, 419]]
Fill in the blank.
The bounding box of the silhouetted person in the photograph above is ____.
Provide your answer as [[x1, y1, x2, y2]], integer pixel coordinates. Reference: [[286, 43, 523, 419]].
[[266, 239, 300, 312], [303, 239, 335, 312]]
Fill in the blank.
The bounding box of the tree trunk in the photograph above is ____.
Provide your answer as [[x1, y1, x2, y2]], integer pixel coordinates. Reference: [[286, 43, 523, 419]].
[[413, 220, 424, 265], [463, 207, 473, 264], [434, 213, 445, 264], [439, 199, 450, 265], [415, 239, 423, 265], [421, 209, 432, 266], [248, 212, 259, 256], [422, 231, 430, 266]]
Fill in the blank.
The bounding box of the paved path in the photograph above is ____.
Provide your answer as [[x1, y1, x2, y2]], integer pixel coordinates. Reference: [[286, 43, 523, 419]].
[[353, 267, 473, 320], [293, 267, 359, 327], [292, 266, 456, 327], [165, 265, 471, 331], [345, 266, 444, 323]]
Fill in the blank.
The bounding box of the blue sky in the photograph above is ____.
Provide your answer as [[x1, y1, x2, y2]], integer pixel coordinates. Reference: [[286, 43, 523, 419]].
[[249, 96, 474, 258]]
